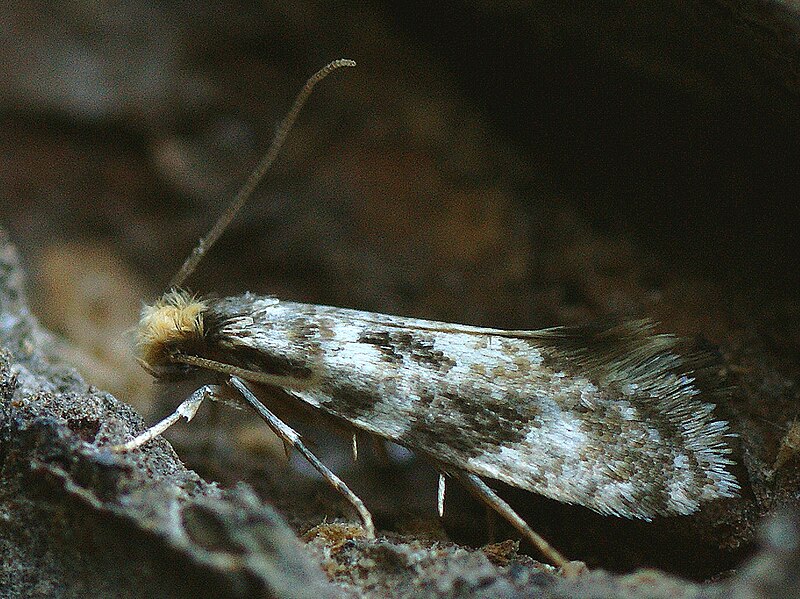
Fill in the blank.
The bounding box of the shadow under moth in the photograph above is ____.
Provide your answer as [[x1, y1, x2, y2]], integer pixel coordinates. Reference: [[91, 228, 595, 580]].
[[111, 60, 739, 568]]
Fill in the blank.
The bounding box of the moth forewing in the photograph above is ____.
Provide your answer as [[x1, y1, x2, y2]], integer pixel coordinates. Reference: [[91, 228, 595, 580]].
[[144, 294, 738, 520]]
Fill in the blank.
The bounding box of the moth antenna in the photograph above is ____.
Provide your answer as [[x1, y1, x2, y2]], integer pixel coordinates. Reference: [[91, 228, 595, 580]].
[[169, 58, 357, 290]]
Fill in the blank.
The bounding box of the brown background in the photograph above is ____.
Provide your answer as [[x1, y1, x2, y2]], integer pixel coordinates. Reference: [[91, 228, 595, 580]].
[[0, 0, 797, 588]]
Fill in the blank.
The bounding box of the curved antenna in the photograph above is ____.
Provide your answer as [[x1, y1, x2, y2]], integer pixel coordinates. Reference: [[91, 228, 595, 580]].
[[168, 58, 357, 290]]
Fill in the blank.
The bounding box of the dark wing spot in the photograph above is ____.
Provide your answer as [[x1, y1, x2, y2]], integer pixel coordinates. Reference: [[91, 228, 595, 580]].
[[358, 330, 456, 371], [400, 388, 535, 461], [358, 331, 404, 363], [324, 382, 384, 419], [220, 344, 315, 379]]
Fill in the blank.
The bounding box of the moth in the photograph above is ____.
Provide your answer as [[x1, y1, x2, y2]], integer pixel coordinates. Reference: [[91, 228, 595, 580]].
[[112, 60, 739, 568]]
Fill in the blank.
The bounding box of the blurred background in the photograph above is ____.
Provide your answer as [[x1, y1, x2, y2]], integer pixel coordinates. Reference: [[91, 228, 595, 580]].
[[0, 0, 796, 577]]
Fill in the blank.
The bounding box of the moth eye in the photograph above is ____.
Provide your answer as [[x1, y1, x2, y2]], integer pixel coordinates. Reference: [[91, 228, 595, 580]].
[[177, 363, 195, 376], [165, 344, 182, 360]]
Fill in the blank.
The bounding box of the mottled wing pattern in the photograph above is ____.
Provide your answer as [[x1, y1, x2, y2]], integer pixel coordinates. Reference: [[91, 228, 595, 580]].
[[206, 294, 739, 519]]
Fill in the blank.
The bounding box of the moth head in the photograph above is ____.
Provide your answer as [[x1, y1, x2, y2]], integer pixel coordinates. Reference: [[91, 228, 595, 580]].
[[136, 289, 207, 378]]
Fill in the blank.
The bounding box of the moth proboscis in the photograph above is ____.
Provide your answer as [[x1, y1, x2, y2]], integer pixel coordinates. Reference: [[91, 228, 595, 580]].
[[110, 59, 739, 569]]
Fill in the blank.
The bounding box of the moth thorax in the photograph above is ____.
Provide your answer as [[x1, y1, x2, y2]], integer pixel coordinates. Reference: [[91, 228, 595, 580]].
[[136, 290, 207, 372]]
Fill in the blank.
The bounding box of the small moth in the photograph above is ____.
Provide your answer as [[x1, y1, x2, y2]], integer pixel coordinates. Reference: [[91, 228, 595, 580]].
[[112, 60, 739, 568]]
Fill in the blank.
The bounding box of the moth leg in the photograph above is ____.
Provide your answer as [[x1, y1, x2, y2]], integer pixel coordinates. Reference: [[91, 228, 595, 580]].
[[228, 375, 376, 538], [437, 473, 446, 517], [110, 385, 221, 452], [454, 471, 568, 568], [485, 505, 498, 544]]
